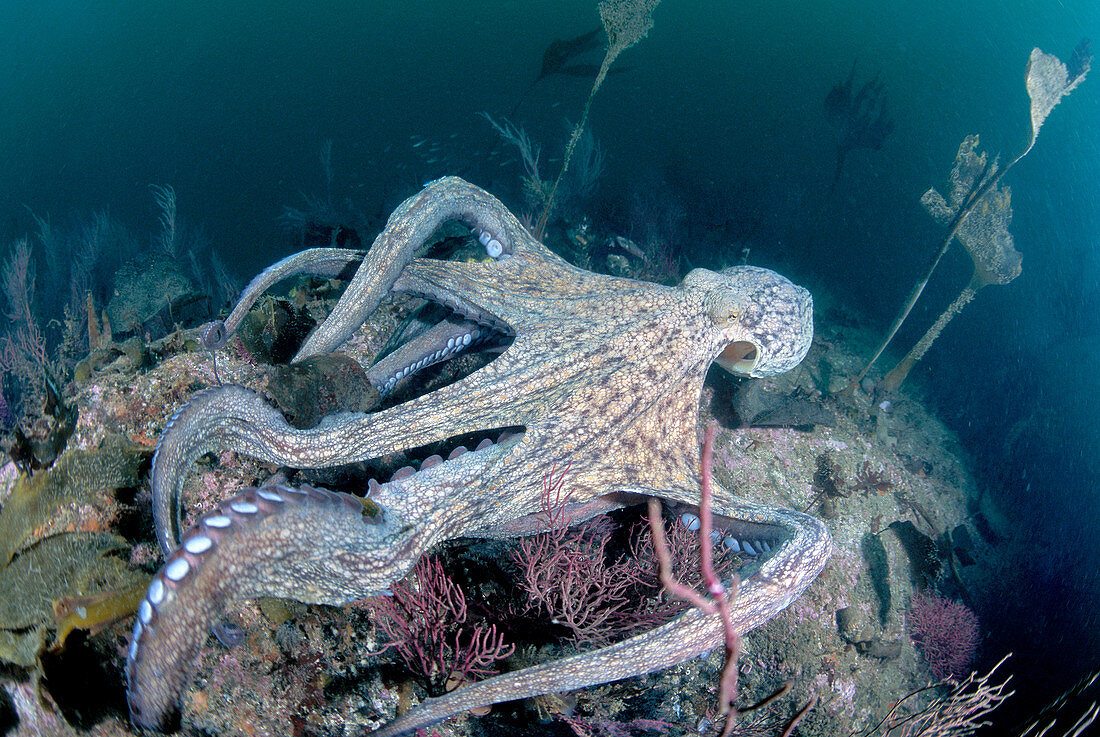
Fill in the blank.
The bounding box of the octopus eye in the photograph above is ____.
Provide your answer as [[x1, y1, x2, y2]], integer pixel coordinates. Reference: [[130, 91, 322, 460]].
[[727, 313, 738, 323]]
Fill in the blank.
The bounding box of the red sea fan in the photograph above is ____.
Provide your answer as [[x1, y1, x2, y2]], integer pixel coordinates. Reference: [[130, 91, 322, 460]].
[[367, 556, 514, 696], [908, 592, 980, 679]]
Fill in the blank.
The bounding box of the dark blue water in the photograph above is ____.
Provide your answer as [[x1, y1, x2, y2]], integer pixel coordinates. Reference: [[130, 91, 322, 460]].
[[2, 0, 1098, 727]]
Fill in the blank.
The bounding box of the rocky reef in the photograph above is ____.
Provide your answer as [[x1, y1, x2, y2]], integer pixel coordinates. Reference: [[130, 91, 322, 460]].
[[0, 258, 1000, 736]]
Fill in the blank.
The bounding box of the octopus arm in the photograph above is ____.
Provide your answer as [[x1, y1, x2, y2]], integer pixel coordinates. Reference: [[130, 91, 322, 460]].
[[152, 384, 310, 553], [365, 316, 497, 398], [201, 247, 365, 351], [295, 177, 521, 361], [152, 374, 534, 553], [203, 176, 523, 359], [371, 502, 831, 736], [128, 484, 410, 731]]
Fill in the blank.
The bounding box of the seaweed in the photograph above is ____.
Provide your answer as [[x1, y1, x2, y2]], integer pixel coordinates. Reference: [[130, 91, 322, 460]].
[[0, 435, 150, 668], [0, 435, 144, 565], [535, 0, 662, 236], [824, 62, 894, 189], [0, 533, 146, 667], [852, 42, 1091, 392]]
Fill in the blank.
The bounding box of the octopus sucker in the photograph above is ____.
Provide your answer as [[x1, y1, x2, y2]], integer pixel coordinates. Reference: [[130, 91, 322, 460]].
[[128, 483, 402, 731]]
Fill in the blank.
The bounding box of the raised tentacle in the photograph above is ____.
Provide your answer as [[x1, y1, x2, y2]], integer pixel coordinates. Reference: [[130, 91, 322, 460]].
[[294, 176, 522, 361], [127, 484, 410, 731], [201, 247, 365, 351], [203, 177, 528, 356], [370, 503, 831, 737]]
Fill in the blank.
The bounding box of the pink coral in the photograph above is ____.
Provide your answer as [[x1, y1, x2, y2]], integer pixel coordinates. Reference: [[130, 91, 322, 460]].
[[511, 465, 660, 644], [367, 555, 514, 695], [908, 592, 980, 679], [511, 464, 725, 645]]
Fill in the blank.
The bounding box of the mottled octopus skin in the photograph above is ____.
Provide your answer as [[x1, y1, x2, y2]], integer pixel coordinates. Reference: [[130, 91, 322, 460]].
[[130, 177, 831, 734], [126, 484, 404, 728]]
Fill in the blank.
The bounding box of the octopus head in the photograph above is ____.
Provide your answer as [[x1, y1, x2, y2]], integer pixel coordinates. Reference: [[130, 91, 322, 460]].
[[683, 266, 813, 378]]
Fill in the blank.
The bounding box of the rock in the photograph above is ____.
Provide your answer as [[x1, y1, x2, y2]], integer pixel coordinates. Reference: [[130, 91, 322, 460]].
[[107, 255, 209, 338], [267, 354, 380, 428], [836, 606, 862, 641], [239, 297, 316, 364], [950, 524, 977, 566], [856, 638, 902, 660], [887, 520, 943, 588], [732, 380, 836, 430], [861, 532, 891, 626]]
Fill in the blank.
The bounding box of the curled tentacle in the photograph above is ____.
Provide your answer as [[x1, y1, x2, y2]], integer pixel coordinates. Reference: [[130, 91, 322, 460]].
[[365, 317, 498, 398], [151, 385, 302, 554], [202, 247, 365, 351], [127, 484, 408, 731], [294, 177, 519, 361], [150, 379, 529, 553], [203, 174, 527, 357]]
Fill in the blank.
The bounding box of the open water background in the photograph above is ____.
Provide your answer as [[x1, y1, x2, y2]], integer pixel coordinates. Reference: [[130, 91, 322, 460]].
[[1, 0, 1097, 723]]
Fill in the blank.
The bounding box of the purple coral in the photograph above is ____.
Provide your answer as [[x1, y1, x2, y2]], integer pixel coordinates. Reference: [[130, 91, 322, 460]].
[[511, 465, 660, 645], [908, 592, 980, 679], [510, 464, 715, 645], [367, 555, 514, 695]]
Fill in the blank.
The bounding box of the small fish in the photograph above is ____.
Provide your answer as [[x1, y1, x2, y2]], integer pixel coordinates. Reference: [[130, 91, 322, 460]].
[[412, 139, 427, 148]]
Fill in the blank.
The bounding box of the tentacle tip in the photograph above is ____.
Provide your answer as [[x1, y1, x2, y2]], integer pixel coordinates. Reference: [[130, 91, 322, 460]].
[[200, 321, 229, 351]]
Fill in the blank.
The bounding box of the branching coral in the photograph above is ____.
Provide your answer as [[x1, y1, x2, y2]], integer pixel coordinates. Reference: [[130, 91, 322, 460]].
[[512, 465, 729, 646], [854, 655, 1013, 736], [513, 467, 658, 645], [366, 555, 514, 696], [907, 592, 980, 679]]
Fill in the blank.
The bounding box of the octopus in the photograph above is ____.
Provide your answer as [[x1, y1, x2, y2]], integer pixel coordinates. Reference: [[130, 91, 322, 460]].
[[124, 177, 832, 735]]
